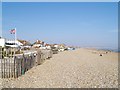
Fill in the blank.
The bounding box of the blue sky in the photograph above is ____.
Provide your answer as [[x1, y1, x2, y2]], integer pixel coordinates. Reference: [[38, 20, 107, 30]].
[[0, 2, 2, 36], [2, 2, 118, 49], [1, 0, 120, 2]]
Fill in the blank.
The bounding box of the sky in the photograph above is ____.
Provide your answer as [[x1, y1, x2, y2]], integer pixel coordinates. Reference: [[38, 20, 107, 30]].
[[1, 0, 120, 2], [0, 1, 2, 36], [2, 2, 118, 49]]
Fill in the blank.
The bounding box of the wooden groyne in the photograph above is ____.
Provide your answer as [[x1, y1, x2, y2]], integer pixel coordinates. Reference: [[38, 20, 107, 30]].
[[0, 49, 53, 78]]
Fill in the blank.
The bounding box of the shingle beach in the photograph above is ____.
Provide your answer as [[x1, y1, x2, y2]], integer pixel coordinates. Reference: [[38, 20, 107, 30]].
[[1, 48, 118, 88]]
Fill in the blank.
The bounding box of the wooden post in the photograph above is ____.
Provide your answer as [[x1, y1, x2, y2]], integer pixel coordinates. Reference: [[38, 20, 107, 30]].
[[4, 58, 5, 78], [13, 56, 16, 78], [22, 54, 25, 75], [16, 56, 18, 78], [5, 59, 6, 78], [10, 58, 12, 78], [37, 49, 42, 65], [6, 59, 8, 78], [21, 57, 22, 75], [20, 58, 21, 76], [19, 58, 21, 76], [10, 57, 12, 78], [1, 59, 3, 78]]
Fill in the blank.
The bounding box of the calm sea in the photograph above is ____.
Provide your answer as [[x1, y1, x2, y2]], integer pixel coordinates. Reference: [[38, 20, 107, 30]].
[[95, 47, 120, 53], [80, 46, 119, 53]]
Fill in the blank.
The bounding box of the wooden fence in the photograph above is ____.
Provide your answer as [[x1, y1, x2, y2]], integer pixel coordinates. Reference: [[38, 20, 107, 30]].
[[37, 49, 53, 65], [0, 49, 53, 78], [0, 53, 36, 78]]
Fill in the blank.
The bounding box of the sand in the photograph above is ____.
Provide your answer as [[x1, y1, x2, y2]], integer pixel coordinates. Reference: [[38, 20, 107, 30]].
[[1, 48, 118, 88]]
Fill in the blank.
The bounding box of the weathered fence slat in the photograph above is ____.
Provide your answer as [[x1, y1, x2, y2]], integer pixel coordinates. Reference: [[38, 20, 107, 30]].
[[4, 58, 5, 78], [0, 49, 53, 78]]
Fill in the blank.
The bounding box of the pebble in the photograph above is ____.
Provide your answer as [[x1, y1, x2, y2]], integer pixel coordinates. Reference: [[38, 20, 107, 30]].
[[1, 49, 118, 88]]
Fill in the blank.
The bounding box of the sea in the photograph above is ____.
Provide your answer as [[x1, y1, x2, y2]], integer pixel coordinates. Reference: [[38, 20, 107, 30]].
[[98, 48, 120, 53], [79, 46, 120, 53]]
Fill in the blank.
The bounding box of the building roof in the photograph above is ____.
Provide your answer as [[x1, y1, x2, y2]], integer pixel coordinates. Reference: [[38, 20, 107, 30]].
[[45, 44, 51, 46], [18, 39, 31, 46], [33, 40, 44, 44]]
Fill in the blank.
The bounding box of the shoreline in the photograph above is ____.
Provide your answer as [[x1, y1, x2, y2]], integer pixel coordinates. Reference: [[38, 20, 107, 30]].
[[77, 47, 119, 53]]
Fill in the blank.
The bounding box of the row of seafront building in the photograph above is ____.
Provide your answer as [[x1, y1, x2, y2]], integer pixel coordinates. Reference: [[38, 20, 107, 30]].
[[0, 37, 74, 51], [0, 37, 75, 78], [0, 37, 31, 48]]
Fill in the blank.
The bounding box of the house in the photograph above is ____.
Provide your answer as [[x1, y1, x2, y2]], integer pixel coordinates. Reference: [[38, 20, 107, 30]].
[[53, 44, 59, 48], [67, 46, 75, 50], [5, 39, 23, 48], [45, 44, 51, 50], [32, 40, 44, 48], [57, 44, 66, 52], [18, 39, 31, 49], [0, 37, 25, 48], [0, 37, 5, 47]]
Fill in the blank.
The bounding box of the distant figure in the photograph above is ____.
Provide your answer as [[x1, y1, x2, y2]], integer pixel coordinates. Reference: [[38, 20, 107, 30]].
[[99, 54, 102, 56]]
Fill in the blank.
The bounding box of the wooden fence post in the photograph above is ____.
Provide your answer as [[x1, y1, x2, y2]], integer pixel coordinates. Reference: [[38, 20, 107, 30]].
[[1, 50, 39, 78], [3, 59, 4, 78], [13, 56, 16, 78], [37, 49, 42, 65], [1, 59, 3, 78], [21, 54, 25, 75], [6, 59, 8, 78]]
